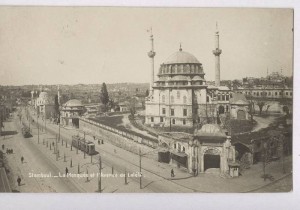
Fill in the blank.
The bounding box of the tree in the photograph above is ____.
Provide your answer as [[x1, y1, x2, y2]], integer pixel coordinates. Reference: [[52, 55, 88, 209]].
[[256, 91, 268, 116], [100, 83, 109, 111], [54, 95, 60, 123], [128, 98, 137, 117]]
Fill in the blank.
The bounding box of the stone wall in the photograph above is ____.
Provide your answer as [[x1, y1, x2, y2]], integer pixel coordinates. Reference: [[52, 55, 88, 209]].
[[79, 118, 158, 158]]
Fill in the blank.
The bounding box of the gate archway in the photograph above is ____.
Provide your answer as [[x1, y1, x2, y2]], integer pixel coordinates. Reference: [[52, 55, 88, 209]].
[[203, 148, 221, 171]]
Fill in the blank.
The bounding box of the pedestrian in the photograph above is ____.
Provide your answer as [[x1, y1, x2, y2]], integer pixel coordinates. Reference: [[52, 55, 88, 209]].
[[17, 176, 21, 186], [65, 167, 69, 175], [171, 169, 175, 177], [21, 156, 24, 164]]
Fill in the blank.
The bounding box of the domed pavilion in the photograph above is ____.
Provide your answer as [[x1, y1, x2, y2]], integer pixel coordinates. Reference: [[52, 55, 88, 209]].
[[60, 99, 85, 128]]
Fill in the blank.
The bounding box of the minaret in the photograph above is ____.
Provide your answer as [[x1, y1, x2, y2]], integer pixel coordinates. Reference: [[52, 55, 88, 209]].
[[212, 23, 222, 87], [147, 28, 156, 94], [57, 85, 61, 105]]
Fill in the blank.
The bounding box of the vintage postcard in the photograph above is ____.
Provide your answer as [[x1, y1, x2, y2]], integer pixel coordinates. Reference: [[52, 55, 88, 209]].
[[0, 7, 293, 193]]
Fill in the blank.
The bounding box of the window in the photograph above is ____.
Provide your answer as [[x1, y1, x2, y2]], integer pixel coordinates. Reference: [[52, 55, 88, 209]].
[[269, 92, 271, 96], [279, 92, 282, 95], [162, 108, 166, 114], [290, 92, 292, 96], [183, 96, 187, 104], [178, 143, 181, 151], [183, 119, 186, 125], [182, 146, 185, 152], [174, 143, 176, 149], [218, 94, 221, 101], [225, 95, 229, 101], [183, 108, 187, 116], [151, 117, 154, 122], [171, 109, 174, 116], [162, 95, 165, 103], [160, 117, 164, 122], [206, 96, 210, 103], [171, 96, 174, 103], [177, 91, 180, 99], [286, 92, 288, 95], [172, 119, 175, 124], [222, 95, 225, 101], [275, 92, 278, 96]]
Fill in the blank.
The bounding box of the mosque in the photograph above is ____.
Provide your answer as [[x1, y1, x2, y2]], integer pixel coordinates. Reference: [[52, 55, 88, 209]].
[[145, 26, 248, 128], [145, 26, 247, 175]]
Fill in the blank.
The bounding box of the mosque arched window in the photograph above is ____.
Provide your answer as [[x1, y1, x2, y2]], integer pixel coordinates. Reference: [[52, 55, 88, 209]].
[[171, 66, 175, 74], [191, 65, 195, 72], [171, 96, 174, 103], [176, 65, 181, 73], [183, 96, 187, 104], [162, 95, 165, 103], [195, 65, 199, 73], [177, 91, 180, 99]]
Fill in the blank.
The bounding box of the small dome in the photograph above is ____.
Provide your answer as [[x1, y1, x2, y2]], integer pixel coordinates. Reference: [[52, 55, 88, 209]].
[[164, 50, 200, 64], [64, 99, 83, 107], [192, 75, 204, 81], [194, 124, 226, 138]]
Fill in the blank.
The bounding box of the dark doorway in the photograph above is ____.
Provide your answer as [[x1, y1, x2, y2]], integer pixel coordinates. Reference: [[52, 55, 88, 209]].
[[204, 154, 220, 171], [72, 118, 79, 128], [218, 106, 225, 114]]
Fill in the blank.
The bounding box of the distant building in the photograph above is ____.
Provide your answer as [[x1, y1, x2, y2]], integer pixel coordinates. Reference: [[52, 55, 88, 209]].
[[34, 91, 55, 119], [229, 93, 250, 120], [60, 99, 84, 128]]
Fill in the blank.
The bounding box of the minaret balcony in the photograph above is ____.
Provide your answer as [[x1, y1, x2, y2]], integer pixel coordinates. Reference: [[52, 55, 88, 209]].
[[213, 49, 222, 56], [148, 51, 156, 58]]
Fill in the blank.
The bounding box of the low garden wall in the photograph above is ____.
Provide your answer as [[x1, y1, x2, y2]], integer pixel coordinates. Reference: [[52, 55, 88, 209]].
[[79, 118, 158, 156]]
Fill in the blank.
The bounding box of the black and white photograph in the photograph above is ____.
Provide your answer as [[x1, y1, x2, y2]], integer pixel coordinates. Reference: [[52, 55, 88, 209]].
[[0, 2, 298, 209]]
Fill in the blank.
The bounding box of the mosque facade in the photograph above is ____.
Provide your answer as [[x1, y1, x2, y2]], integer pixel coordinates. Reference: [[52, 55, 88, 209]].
[[145, 27, 233, 128]]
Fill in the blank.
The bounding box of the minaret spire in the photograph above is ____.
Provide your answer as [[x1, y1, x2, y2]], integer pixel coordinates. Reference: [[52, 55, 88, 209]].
[[57, 85, 61, 105], [147, 27, 156, 94], [213, 22, 222, 87]]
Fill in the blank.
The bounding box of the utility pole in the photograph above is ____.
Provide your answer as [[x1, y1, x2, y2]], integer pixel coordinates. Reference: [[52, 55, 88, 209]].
[[98, 156, 102, 193], [37, 115, 39, 144], [58, 120, 60, 143], [139, 148, 142, 189], [44, 116, 46, 133], [56, 134, 58, 161], [84, 132, 86, 159]]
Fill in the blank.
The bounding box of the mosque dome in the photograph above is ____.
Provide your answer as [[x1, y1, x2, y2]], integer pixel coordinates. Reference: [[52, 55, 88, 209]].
[[164, 50, 200, 64], [158, 47, 204, 77], [64, 99, 83, 107]]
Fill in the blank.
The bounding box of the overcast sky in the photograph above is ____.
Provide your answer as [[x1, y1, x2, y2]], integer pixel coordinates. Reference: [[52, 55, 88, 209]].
[[0, 7, 293, 85]]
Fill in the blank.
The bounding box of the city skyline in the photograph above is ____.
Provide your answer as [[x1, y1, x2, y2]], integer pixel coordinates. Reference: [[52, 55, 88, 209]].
[[0, 7, 294, 85]]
